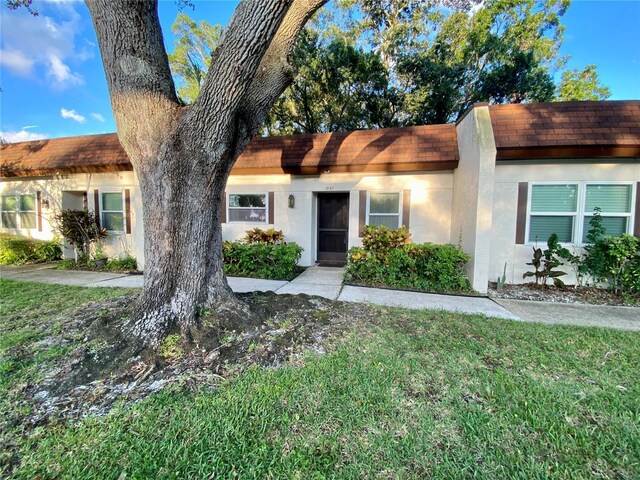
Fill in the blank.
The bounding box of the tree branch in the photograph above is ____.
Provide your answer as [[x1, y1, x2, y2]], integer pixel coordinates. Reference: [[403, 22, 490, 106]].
[[188, 0, 295, 150], [85, 0, 178, 105], [85, 0, 181, 162], [235, 0, 328, 140]]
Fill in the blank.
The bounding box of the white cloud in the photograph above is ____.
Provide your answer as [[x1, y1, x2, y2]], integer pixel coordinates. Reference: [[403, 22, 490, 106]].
[[91, 113, 105, 122], [0, 49, 35, 76], [47, 53, 84, 87], [60, 108, 86, 123], [0, 130, 49, 143], [0, 3, 91, 90], [21, 125, 38, 130]]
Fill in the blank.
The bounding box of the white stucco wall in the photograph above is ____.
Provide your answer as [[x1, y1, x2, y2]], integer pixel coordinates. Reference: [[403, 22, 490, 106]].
[[490, 161, 640, 285], [2, 170, 455, 269], [1, 172, 144, 266], [226, 171, 454, 266], [450, 106, 497, 292]]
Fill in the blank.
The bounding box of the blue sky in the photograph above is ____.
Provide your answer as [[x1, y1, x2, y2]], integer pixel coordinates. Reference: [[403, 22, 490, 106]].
[[1, 0, 638, 142]]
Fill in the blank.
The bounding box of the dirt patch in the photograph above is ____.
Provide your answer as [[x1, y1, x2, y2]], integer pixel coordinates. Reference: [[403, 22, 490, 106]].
[[488, 282, 638, 307], [4, 292, 380, 452]]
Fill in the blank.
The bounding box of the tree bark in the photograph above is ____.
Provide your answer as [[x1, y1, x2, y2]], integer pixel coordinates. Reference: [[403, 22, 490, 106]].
[[85, 0, 326, 347]]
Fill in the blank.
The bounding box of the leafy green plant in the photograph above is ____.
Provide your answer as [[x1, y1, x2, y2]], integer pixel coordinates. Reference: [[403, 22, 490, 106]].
[[598, 235, 640, 295], [582, 207, 607, 281], [556, 245, 585, 287], [0, 234, 62, 265], [346, 226, 470, 293], [522, 233, 567, 288], [53, 209, 106, 260], [361, 225, 411, 259], [496, 263, 507, 291], [243, 228, 285, 244], [106, 255, 138, 271], [223, 241, 303, 280]]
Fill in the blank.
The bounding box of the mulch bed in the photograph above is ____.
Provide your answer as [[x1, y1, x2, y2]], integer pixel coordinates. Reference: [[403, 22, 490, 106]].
[[488, 282, 638, 307]]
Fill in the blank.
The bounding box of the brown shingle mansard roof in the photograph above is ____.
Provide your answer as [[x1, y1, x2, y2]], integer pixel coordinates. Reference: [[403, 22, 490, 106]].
[[0, 124, 458, 178], [490, 100, 640, 160], [1, 101, 639, 178]]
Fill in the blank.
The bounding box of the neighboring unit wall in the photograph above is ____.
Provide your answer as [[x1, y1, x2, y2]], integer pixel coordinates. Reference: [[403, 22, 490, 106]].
[[490, 161, 640, 285], [0, 172, 144, 266], [225, 171, 454, 266], [450, 105, 497, 293]]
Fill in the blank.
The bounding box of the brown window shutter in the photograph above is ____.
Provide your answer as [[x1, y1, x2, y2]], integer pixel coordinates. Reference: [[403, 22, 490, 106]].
[[221, 192, 227, 223], [515, 182, 528, 244], [402, 189, 411, 230], [94, 189, 101, 227], [268, 192, 275, 224], [359, 190, 367, 237], [36, 191, 43, 232], [634, 182, 640, 237], [124, 189, 132, 234]]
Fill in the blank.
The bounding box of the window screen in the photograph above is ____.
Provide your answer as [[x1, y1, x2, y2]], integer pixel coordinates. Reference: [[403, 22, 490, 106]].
[[368, 192, 400, 229], [228, 194, 267, 223], [528, 184, 577, 243], [101, 192, 124, 231]]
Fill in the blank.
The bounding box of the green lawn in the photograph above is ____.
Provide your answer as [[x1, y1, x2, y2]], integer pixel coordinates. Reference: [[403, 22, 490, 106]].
[[1, 279, 639, 479]]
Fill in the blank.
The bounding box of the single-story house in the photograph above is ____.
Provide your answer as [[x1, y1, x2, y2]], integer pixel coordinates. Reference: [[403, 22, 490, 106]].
[[1, 101, 639, 292]]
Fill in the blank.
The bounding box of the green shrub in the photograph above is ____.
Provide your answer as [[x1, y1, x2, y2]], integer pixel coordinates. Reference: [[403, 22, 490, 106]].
[[595, 235, 640, 295], [106, 255, 138, 271], [0, 234, 62, 265], [244, 227, 285, 244], [56, 254, 138, 272], [361, 225, 411, 259], [345, 226, 470, 293], [223, 241, 303, 280], [554, 209, 640, 296], [53, 209, 106, 260]]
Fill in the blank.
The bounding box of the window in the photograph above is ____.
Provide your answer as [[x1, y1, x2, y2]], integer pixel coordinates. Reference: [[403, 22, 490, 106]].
[[101, 192, 125, 231], [368, 192, 400, 229], [581, 184, 632, 242], [1, 194, 36, 229], [527, 182, 635, 244], [528, 184, 578, 243], [228, 193, 267, 223]]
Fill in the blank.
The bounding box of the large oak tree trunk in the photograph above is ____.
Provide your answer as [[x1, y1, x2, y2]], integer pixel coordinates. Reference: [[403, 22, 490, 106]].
[[129, 140, 235, 346], [85, 0, 326, 347]]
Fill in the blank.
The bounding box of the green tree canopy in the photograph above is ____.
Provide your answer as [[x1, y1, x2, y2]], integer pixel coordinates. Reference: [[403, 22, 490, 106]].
[[265, 29, 398, 134], [167, 0, 611, 131], [167, 12, 223, 103], [557, 64, 611, 101]]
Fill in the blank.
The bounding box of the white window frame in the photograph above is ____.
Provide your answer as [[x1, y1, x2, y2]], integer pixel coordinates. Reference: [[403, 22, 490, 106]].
[[0, 193, 37, 230], [580, 181, 635, 246], [366, 191, 402, 229], [525, 181, 636, 246], [99, 190, 126, 233], [227, 192, 268, 224]]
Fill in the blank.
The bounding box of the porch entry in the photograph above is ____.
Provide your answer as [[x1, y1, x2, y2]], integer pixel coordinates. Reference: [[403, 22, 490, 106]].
[[316, 192, 349, 265]]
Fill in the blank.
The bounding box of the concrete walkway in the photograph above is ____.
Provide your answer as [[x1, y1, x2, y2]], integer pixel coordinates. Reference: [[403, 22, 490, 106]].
[[3, 264, 639, 330], [494, 298, 640, 332]]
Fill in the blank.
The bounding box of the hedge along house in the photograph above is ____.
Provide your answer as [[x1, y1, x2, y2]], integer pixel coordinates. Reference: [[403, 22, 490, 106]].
[[1, 101, 639, 292]]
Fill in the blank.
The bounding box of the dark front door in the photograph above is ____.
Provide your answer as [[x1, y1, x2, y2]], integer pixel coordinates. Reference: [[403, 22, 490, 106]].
[[317, 193, 349, 265]]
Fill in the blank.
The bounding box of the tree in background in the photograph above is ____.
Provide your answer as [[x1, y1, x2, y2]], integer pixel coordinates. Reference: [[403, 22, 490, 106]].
[[557, 64, 611, 101], [167, 13, 222, 103], [396, 0, 565, 123], [265, 29, 399, 134], [166, 0, 610, 133]]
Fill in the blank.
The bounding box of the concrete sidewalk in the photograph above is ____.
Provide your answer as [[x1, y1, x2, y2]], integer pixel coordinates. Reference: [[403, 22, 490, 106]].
[[494, 298, 640, 332], [3, 263, 639, 330], [0, 264, 287, 292]]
